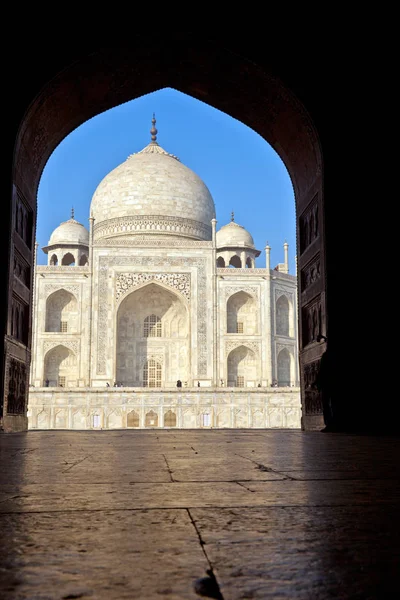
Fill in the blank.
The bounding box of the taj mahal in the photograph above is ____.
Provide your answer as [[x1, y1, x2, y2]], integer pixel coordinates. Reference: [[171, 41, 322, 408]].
[[28, 117, 301, 430]]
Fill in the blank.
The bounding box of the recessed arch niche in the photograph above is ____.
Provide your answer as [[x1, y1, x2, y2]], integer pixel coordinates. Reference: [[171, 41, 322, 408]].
[[116, 282, 189, 387], [6, 42, 326, 432], [227, 291, 257, 334]]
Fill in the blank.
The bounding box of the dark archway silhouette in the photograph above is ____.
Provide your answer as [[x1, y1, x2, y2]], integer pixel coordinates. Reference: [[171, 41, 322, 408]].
[[3, 39, 368, 434]]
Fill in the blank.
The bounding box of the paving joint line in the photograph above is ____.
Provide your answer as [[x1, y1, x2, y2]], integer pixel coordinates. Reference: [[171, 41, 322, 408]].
[[162, 454, 175, 482], [187, 508, 224, 599], [234, 452, 297, 480]]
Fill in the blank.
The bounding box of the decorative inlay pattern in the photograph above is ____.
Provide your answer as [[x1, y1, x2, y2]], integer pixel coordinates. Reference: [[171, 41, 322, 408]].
[[6, 356, 27, 415], [93, 215, 211, 241], [301, 254, 321, 292], [218, 268, 269, 274], [274, 287, 292, 301], [36, 266, 89, 272], [225, 286, 258, 299], [15, 187, 33, 249], [96, 238, 212, 247], [225, 341, 260, 355], [116, 273, 190, 302], [14, 251, 31, 288], [300, 194, 319, 254], [45, 284, 79, 297], [11, 295, 29, 345], [141, 354, 164, 365], [43, 340, 79, 355], [97, 256, 207, 375], [302, 295, 322, 347], [276, 343, 294, 355], [303, 360, 323, 415]]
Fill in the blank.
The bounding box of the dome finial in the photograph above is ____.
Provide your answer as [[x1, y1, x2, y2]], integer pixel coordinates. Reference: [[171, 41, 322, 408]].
[[231, 211, 235, 222], [150, 113, 158, 143], [71, 206, 74, 220]]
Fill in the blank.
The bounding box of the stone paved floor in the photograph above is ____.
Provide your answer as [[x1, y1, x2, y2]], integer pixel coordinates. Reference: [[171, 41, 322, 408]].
[[0, 429, 399, 599]]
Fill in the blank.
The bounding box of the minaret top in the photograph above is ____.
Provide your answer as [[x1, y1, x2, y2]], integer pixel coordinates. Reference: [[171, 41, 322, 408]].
[[150, 113, 158, 143]]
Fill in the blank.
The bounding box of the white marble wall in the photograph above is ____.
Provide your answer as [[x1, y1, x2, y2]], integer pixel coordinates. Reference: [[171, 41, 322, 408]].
[[28, 388, 302, 429], [30, 243, 300, 428]]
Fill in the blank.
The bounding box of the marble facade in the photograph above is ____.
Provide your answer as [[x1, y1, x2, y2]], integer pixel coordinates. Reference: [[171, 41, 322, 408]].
[[28, 122, 301, 429]]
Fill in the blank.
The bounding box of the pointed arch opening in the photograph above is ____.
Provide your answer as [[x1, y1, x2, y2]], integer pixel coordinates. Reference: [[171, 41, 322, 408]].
[[227, 345, 258, 387], [164, 409, 177, 427], [127, 410, 140, 428], [145, 410, 158, 427], [276, 295, 291, 337], [44, 345, 77, 387], [116, 283, 189, 387], [45, 289, 78, 333], [227, 291, 257, 334], [277, 348, 292, 387], [61, 252, 75, 266], [229, 255, 242, 268], [8, 44, 326, 433]]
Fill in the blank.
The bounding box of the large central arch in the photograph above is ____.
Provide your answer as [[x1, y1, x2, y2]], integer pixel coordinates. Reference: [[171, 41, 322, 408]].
[[3, 39, 330, 432], [116, 282, 189, 387]]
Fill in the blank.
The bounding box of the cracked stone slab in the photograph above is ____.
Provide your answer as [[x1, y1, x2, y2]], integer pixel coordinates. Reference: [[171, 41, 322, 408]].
[[0, 509, 208, 599], [190, 505, 400, 599], [0, 482, 253, 512], [166, 457, 287, 482]]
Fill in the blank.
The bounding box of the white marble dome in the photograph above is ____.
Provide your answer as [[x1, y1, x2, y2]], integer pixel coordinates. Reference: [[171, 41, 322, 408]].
[[48, 218, 89, 246], [216, 220, 255, 248], [90, 136, 216, 241]]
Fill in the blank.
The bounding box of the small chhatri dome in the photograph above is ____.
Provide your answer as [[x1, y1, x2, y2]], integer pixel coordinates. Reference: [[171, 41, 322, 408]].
[[47, 211, 89, 246], [216, 216, 255, 248], [90, 116, 216, 241]]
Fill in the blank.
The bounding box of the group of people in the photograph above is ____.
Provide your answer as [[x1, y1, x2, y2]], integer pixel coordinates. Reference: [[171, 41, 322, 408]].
[[176, 380, 201, 387]]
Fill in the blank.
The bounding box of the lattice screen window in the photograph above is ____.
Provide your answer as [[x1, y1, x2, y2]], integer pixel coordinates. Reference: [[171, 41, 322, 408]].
[[58, 376, 66, 387], [236, 376, 245, 387], [60, 321, 68, 333], [143, 359, 162, 388], [144, 314, 162, 338], [236, 322, 244, 333]]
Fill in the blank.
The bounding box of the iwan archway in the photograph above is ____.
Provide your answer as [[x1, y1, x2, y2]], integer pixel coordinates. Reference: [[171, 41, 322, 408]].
[[3, 42, 326, 433]]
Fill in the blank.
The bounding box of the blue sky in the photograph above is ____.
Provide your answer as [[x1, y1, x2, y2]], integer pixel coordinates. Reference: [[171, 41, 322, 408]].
[[36, 87, 296, 273]]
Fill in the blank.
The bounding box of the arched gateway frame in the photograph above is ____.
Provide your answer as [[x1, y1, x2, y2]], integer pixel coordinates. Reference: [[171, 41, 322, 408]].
[[4, 42, 325, 432]]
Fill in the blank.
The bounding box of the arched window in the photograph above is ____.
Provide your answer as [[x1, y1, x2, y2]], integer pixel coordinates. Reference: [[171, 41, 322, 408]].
[[50, 254, 58, 266], [246, 256, 252, 268], [229, 255, 242, 268], [276, 295, 290, 336], [143, 359, 162, 388], [79, 254, 88, 266], [144, 314, 161, 338], [61, 252, 75, 266], [227, 345, 257, 387], [45, 289, 78, 332], [145, 410, 158, 427], [227, 291, 257, 334], [44, 344, 77, 387], [127, 410, 140, 428], [217, 256, 225, 267], [164, 410, 177, 427]]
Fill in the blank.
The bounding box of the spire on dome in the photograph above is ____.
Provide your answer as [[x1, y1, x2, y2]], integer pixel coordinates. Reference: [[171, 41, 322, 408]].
[[150, 113, 158, 143], [132, 115, 180, 161], [71, 207, 74, 220], [231, 211, 235, 222]]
